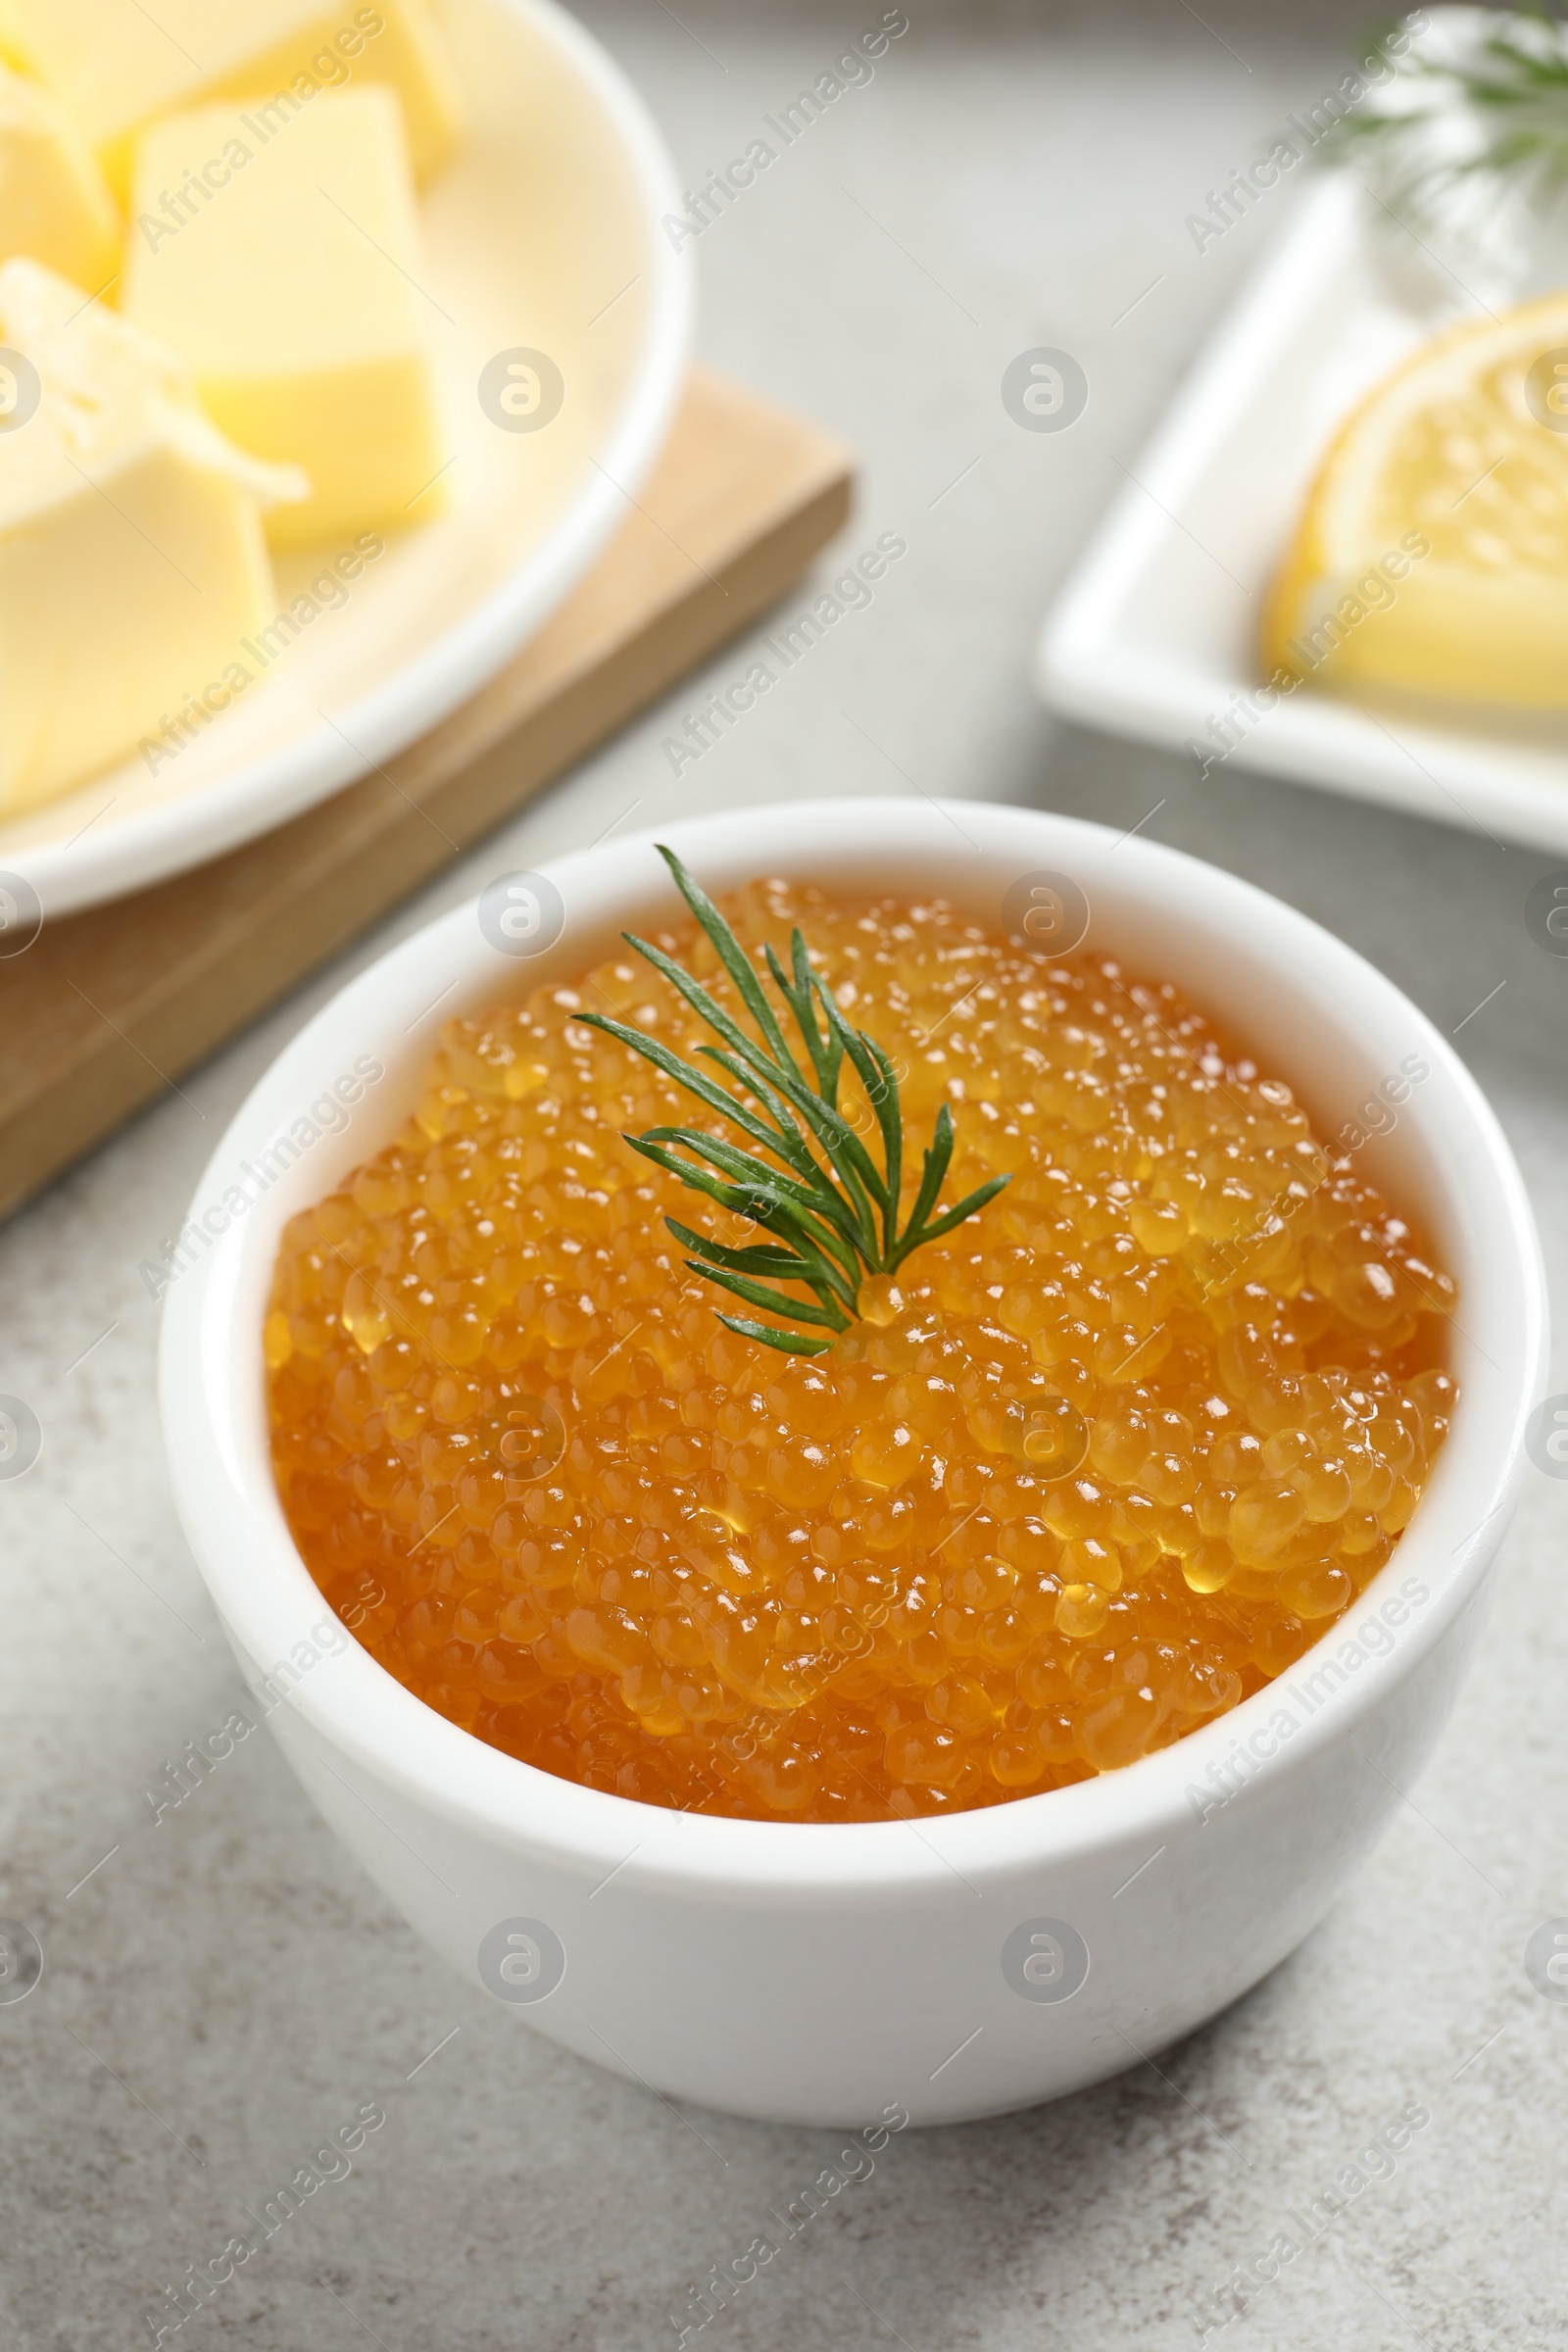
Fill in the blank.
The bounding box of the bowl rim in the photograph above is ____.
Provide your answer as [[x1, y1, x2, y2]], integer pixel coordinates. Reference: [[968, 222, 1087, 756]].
[[159, 798, 1546, 1898], [17, 0, 695, 919]]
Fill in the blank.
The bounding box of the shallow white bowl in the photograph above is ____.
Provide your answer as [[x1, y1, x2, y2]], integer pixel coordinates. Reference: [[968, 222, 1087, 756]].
[[8, 0, 691, 918], [160, 800, 1544, 2127]]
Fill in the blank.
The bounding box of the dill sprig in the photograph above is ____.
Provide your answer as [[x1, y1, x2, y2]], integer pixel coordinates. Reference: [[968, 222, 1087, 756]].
[[577, 846, 1010, 1358], [1328, 12, 1568, 243]]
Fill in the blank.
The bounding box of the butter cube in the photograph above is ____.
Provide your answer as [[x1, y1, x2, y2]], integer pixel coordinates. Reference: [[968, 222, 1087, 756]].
[[0, 63, 119, 292], [123, 88, 445, 552], [0, 260, 303, 813], [6, 0, 462, 193]]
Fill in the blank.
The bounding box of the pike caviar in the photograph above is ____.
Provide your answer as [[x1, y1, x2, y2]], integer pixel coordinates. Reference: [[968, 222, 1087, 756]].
[[266, 878, 1457, 1822]]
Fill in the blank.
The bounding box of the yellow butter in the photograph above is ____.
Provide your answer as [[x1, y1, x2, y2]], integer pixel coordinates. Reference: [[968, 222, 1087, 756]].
[[6, 0, 462, 193], [123, 87, 445, 552], [0, 259, 304, 813], [0, 62, 119, 293]]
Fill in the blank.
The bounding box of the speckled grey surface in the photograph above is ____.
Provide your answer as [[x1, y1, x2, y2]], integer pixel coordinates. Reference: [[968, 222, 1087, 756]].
[[4, 4, 1567, 2347]]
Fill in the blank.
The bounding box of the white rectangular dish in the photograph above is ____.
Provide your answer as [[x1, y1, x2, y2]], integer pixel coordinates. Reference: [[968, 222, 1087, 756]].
[[1037, 172, 1568, 855]]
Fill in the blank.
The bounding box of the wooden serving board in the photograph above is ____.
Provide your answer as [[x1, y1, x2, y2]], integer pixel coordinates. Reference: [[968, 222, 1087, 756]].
[[0, 369, 855, 1224]]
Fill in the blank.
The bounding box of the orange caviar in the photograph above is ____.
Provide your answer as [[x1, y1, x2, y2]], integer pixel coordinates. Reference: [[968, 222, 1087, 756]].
[[266, 877, 1457, 1822]]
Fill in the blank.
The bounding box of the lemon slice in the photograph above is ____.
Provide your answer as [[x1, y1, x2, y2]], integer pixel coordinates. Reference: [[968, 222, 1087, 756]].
[[1262, 292, 1568, 710]]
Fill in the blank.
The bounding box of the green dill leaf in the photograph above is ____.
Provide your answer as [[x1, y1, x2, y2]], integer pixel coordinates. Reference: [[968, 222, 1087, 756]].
[[664, 1221, 812, 1278], [862, 1035, 905, 1244], [902, 1102, 956, 1244], [713, 1313, 834, 1358], [635, 1125, 860, 1244], [655, 845, 800, 1073], [899, 1172, 1014, 1257], [679, 1260, 850, 1330]]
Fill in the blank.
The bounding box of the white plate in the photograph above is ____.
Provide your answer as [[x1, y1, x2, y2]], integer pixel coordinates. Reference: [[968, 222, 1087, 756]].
[[1037, 172, 1568, 855], [10, 0, 692, 919]]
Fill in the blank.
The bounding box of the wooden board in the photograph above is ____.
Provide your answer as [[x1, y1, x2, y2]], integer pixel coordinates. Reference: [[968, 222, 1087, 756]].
[[0, 369, 855, 1223]]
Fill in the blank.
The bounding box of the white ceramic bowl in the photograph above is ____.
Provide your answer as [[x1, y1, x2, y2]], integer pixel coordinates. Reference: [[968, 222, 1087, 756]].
[[160, 800, 1544, 2127], [9, 0, 692, 917]]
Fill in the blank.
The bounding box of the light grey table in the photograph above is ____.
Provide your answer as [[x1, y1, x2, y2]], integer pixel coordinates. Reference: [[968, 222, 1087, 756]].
[[5, 5, 1565, 2346]]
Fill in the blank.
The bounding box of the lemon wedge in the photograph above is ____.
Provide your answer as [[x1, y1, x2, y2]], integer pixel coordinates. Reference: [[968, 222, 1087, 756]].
[[1262, 292, 1568, 710]]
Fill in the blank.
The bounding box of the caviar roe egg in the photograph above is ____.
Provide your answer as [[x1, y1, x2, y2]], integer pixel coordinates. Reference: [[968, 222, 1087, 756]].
[[266, 877, 1457, 1822]]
